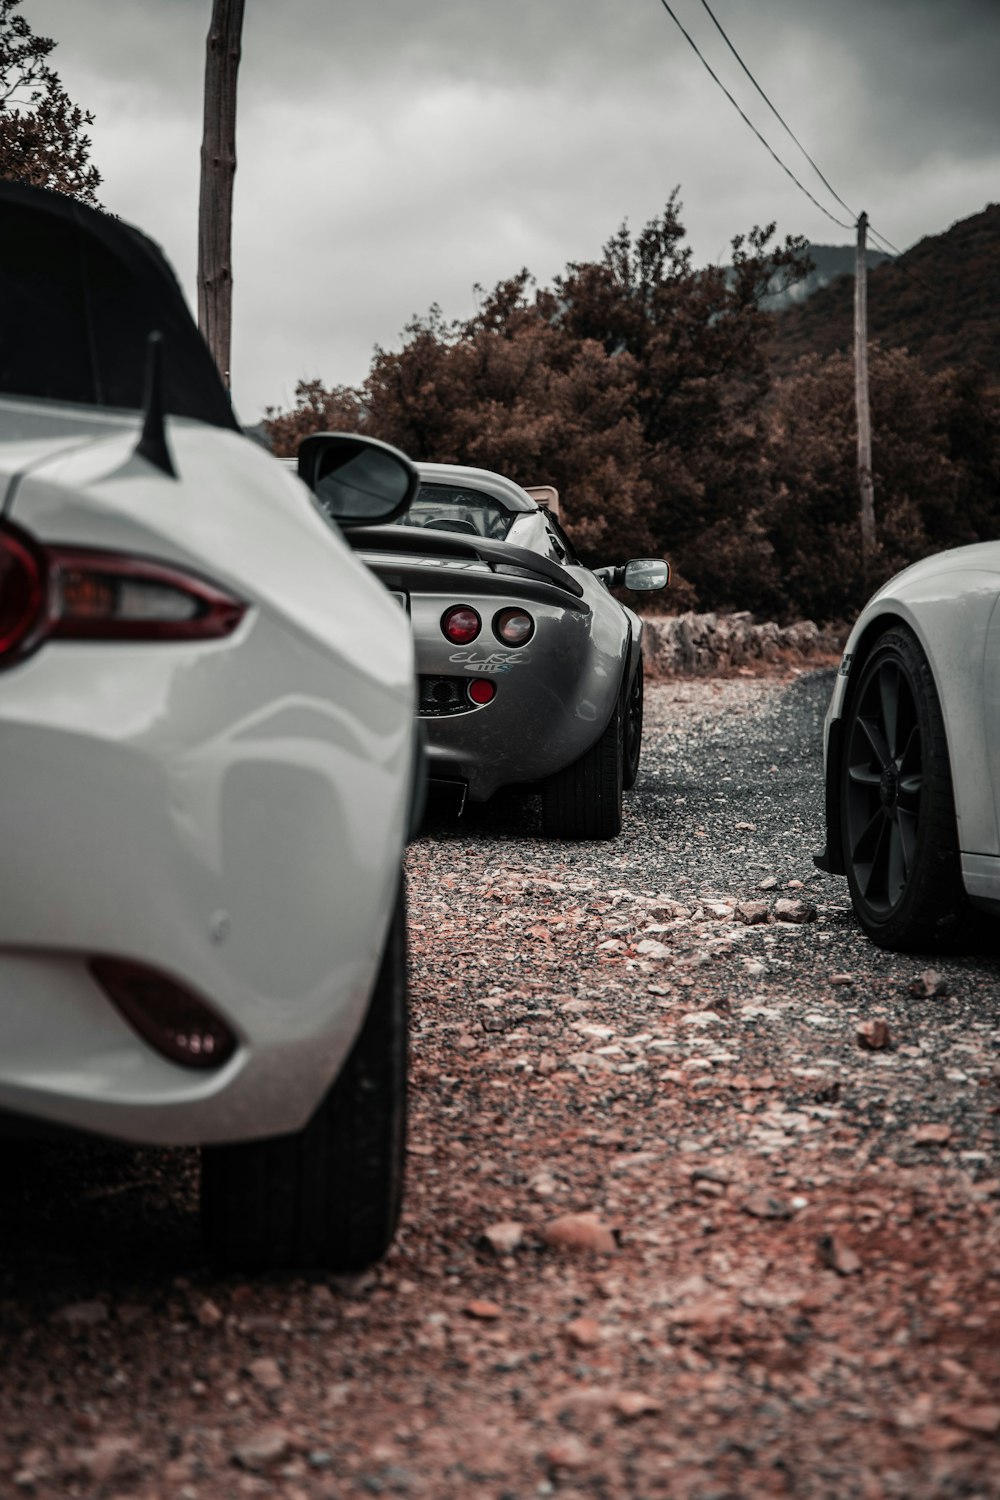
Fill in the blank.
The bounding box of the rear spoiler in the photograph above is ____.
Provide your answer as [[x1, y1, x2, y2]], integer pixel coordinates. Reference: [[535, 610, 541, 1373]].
[[346, 524, 585, 600]]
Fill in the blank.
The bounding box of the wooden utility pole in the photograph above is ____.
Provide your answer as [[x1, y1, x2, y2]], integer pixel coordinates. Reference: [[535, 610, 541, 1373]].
[[198, 0, 245, 390], [854, 211, 876, 575]]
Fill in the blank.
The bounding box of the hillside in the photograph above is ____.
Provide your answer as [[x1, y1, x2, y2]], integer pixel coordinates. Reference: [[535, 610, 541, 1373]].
[[760, 242, 892, 311], [767, 203, 1000, 380]]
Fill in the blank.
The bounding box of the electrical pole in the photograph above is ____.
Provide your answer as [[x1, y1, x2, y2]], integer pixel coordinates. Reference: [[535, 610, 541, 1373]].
[[198, 0, 245, 392], [854, 210, 876, 576]]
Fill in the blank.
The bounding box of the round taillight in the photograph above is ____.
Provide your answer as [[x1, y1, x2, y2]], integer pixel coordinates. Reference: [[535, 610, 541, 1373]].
[[493, 607, 534, 646], [468, 678, 496, 706], [441, 605, 481, 644], [0, 524, 46, 666]]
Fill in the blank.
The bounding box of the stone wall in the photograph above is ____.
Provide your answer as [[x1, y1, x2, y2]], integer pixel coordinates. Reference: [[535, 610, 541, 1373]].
[[640, 611, 845, 678]]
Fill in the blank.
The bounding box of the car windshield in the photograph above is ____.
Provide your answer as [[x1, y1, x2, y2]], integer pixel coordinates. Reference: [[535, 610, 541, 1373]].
[[391, 483, 515, 541]]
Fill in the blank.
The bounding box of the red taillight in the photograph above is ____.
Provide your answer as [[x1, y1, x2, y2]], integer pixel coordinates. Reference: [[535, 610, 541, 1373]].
[[441, 605, 481, 645], [48, 549, 245, 642], [0, 522, 246, 669], [89, 957, 237, 1070], [0, 524, 46, 660], [468, 677, 496, 706], [493, 607, 534, 646]]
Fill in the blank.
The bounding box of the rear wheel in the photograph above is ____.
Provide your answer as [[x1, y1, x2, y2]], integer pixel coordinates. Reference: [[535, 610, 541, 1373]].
[[201, 880, 408, 1271], [623, 656, 644, 791], [541, 691, 624, 840], [840, 626, 965, 951]]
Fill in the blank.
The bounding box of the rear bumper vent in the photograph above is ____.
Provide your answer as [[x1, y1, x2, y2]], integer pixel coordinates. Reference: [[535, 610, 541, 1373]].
[[418, 675, 476, 717]]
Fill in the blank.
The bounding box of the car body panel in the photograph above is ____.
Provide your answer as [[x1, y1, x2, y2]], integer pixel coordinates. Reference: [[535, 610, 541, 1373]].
[[819, 542, 1000, 907], [348, 463, 646, 803]]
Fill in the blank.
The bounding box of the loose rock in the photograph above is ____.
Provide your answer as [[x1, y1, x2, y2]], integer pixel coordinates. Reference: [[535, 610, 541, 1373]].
[[857, 1019, 891, 1051], [479, 1221, 525, 1256], [541, 1213, 618, 1255], [773, 898, 817, 924]]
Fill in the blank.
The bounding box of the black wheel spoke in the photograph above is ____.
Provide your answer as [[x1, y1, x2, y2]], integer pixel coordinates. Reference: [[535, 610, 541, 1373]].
[[862, 815, 892, 902], [878, 662, 901, 758], [858, 715, 892, 770], [847, 762, 882, 787], [851, 806, 885, 868]]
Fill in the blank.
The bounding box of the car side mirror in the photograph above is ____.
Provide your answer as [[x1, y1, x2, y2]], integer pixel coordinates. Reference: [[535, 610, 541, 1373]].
[[593, 559, 670, 591], [297, 432, 419, 527], [624, 558, 669, 591]]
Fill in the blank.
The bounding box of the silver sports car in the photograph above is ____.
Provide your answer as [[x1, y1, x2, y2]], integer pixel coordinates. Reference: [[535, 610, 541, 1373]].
[[299, 450, 669, 839], [815, 541, 1000, 950]]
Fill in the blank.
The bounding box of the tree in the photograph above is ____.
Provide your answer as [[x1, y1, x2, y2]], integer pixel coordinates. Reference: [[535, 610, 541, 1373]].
[[0, 0, 101, 204], [542, 193, 812, 561], [757, 346, 1000, 622]]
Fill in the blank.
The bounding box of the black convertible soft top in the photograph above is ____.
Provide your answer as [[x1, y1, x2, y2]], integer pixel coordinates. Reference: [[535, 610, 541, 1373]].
[[0, 180, 239, 431]]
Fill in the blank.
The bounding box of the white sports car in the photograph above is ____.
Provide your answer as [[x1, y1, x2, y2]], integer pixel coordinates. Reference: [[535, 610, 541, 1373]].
[[815, 542, 1000, 950], [0, 181, 423, 1270]]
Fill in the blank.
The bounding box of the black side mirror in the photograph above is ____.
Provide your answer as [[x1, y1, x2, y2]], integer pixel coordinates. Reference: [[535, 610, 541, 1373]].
[[297, 432, 419, 527]]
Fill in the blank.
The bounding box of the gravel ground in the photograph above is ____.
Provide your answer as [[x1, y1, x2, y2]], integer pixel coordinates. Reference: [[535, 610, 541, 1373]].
[[2, 668, 999, 1499]]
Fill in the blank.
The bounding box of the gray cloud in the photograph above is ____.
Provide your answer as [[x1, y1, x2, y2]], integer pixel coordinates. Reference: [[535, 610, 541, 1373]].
[[18, 0, 1000, 418]]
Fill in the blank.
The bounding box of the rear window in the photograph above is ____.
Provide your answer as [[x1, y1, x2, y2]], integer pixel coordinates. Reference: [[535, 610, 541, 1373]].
[[391, 483, 514, 541]]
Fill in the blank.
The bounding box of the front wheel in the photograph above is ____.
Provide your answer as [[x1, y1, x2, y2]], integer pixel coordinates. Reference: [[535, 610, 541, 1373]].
[[541, 692, 623, 840], [201, 879, 408, 1271], [840, 626, 964, 951]]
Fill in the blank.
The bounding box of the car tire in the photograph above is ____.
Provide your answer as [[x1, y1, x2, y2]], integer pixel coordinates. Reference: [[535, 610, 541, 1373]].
[[541, 688, 624, 840], [840, 625, 965, 951], [201, 879, 408, 1272], [622, 656, 644, 791]]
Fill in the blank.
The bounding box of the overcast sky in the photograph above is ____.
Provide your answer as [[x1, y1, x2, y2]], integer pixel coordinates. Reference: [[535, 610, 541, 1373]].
[[21, 0, 1000, 424]]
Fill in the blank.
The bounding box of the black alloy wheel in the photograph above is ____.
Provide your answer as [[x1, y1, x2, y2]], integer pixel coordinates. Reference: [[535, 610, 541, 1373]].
[[623, 656, 644, 791], [840, 625, 964, 950]]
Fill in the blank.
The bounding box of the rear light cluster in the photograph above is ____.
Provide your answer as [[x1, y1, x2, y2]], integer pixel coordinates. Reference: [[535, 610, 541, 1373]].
[[441, 605, 481, 645], [0, 521, 246, 670], [440, 604, 534, 646]]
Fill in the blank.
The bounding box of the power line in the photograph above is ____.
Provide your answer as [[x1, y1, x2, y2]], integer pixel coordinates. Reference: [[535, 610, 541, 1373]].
[[656, 0, 938, 301], [655, 0, 854, 232], [867, 223, 904, 258], [689, 3, 925, 282], [696, 0, 858, 225]]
